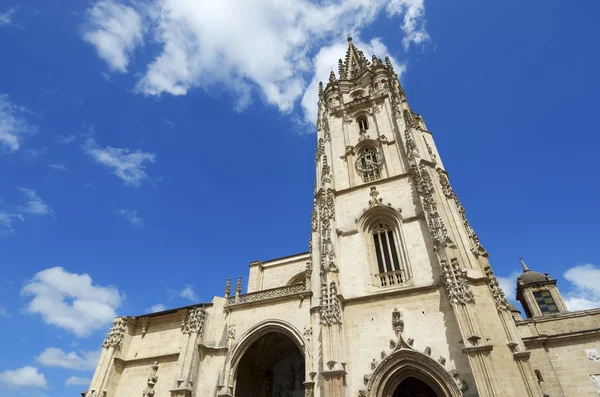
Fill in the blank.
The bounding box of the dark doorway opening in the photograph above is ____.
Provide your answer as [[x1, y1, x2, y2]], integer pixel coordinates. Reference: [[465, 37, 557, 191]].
[[235, 332, 304, 397], [392, 376, 438, 397]]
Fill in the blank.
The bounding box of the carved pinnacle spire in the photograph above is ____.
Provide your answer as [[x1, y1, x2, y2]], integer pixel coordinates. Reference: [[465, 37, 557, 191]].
[[224, 278, 231, 297], [318, 81, 323, 96], [338, 59, 344, 77], [235, 276, 242, 294], [385, 56, 395, 73], [520, 258, 530, 272], [329, 70, 337, 83]]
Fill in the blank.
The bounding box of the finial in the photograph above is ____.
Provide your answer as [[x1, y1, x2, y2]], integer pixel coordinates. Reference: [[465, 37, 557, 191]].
[[385, 56, 394, 72], [318, 81, 323, 96], [519, 257, 530, 272], [329, 70, 337, 83], [224, 278, 231, 297], [235, 276, 242, 294], [347, 32, 353, 43]]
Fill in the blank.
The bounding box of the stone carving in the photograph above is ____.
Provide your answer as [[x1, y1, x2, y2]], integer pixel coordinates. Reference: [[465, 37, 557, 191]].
[[315, 138, 324, 165], [142, 361, 159, 397], [303, 326, 312, 345], [371, 358, 379, 370], [363, 373, 370, 384], [455, 198, 487, 257], [358, 390, 368, 397], [85, 391, 100, 397], [407, 337, 414, 346], [226, 283, 306, 305], [458, 379, 469, 391], [484, 267, 510, 311], [404, 128, 419, 159], [102, 316, 128, 350], [425, 139, 437, 164], [317, 188, 337, 277], [319, 281, 342, 325], [440, 258, 475, 305], [436, 168, 454, 199], [438, 356, 446, 366], [182, 307, 206, 336], [411, 163, 452, 249], [140, 317, 149, 337], [380, 350, 387, 359], [449, 369, 459, 378], [224, 278, 231, 298], [586, 349, 600, 362], [235, 277, 242, 295], [311, 199, 318, 232], [228, 324, 236, 340], [389, 339, 397, 349], [392, 309, 404, 338], [403, 109, 420, 130], [306, 240, 313, 285], [321, 156, 331, 185], [424, 346, 431, 356], [590, 374, 600, 392]]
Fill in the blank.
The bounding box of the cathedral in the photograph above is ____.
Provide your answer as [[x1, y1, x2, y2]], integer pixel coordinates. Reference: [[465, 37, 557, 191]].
[[86, 38, 600, 397]]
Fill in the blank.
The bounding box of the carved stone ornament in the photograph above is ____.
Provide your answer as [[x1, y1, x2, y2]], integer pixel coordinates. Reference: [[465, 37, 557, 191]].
[[411, 163, 452, 249], [424, 346, 431, 356], [392, 308, 404, 337], [484, 267, 509, 311], [404, 128, 419, 159], [321, 155, 331, 185], [102, 316, 128, 350], [440, 258, 475, 305], [425, 139, 437, 164], [586, 349, 600, 362], [315, 138, 324, 164], [438, 356, 446, 366], [311, 199, 318, 232], [228, 324, 236, 340], [85, 391, 101, 397], [303, 326, 312, 345], [182, 307, 206, 336], [142, 361, 159, 397], [320, 281, 342, 325]]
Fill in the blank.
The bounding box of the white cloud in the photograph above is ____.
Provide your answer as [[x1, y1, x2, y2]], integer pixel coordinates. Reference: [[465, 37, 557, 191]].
[[385, 0, 429, 49], [56, 134, 77, 144], [84, 138, 156, 187], [65, 376, 92, 386], [0, 211, 24, 235], [0, 6, 17, 27], [180, 285, 198, 302], [18, 188, 53, 216], [117, 208, 143, 226], [148, 303, 166, 313], [496, 271, 520, 302], [0, 305, 9, 318], [83, 0, 429, 124], [36, 347, 100, 371], [0, 366, 47, 389], [0, 93, 35, 152], [21, 267, 123, 337], [82, 0, 144, 72], [49, 163, 68, 171], [563, 264, 600, 311]]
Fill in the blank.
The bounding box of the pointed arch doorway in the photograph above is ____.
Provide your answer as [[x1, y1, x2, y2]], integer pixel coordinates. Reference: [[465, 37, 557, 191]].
[[392, 377, 438, 397], [234, 331, 305, 397]]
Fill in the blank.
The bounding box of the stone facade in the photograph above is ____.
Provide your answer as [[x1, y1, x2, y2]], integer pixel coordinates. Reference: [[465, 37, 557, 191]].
[[86, 38, 600, 397]]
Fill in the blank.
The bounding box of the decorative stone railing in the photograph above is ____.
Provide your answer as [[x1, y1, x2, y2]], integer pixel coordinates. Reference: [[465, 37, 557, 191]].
[[377, 270, 408, 287], [226, 283, 307, 305]]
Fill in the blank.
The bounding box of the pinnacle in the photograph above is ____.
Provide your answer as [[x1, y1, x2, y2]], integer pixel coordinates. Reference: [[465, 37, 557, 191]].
[[519, 257, 530, 272]]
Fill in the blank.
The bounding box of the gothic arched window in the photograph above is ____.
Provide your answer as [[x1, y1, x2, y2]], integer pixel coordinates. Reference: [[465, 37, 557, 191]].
[[364, 214, 411, 287], [356, 147, 382, 182]]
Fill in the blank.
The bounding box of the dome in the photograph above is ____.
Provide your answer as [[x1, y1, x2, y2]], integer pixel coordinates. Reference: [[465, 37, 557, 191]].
[[508, 303, 521, 313], [517, 270, 548, 286]]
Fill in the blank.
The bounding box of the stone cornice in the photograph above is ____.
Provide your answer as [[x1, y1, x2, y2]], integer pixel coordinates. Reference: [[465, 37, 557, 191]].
[[115, 352, 179, 366], [334, 172, 412, 196], [522, 327, 600, 347], [226, 284, 311, 311], [198, 343, 228, 353], [341, 282, 439, 306], [462, 344, 493, 355], [515, 307, 600, 325]]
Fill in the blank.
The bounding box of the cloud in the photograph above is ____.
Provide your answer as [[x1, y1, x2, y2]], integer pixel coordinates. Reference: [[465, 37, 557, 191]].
[[385, 0, 429, 49], [84, 138, 156, 187], [82, 0, 144, 72], [0, 211, 24, 236], [18, 188, 53, 216], [563, 264, 600, 311], [179, 285, 198, 302], [65, 376, 91, 386], [83, 0, 429, 124], [21, 266, 123, 337], [36, 347, 100, 371], [0, 93, 36, 152], [0, 6, 17, 27], [49, 163, 68, 171], [496, 271, 520, 302], [147, 303, 166, 313], [0, 305, 9, 318], [117, 208, 143, 226], [0, 366, 47, 388], [56, 134, 77, 144]]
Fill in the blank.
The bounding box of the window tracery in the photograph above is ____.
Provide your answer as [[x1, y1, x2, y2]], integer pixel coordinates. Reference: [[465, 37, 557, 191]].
[[355, 147, 382, 182]]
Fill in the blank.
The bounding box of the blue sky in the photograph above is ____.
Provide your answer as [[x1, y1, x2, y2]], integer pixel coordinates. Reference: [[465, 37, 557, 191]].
[[1, 0, 600, 395]]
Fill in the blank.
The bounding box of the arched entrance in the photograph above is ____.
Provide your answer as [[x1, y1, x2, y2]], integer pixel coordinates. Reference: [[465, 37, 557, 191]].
[[392, 377, 438, 397], [234, 331, 305, 397]]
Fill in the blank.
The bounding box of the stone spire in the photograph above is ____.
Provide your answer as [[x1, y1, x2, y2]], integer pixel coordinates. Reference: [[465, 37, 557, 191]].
[[340, 34, 370, 80], [520, 257, 530, 272]]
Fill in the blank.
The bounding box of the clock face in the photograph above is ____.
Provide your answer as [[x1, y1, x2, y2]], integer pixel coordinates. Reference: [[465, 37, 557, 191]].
[[355, 150, 383, 173]]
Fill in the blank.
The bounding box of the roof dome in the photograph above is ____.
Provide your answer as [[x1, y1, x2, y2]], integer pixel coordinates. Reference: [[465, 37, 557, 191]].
[[508, 303, 521, 313], [516, 258, 549, 287]]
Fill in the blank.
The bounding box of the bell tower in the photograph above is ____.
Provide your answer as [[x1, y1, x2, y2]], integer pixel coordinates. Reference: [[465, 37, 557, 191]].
[[307, 36, 543, 396]]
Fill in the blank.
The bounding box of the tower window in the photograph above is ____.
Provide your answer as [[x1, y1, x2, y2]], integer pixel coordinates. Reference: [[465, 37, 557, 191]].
[[370, 220, 406, 287], [356, 147, 382, 182], [357, 116, 369, 131], [533, 290, 560, 314]]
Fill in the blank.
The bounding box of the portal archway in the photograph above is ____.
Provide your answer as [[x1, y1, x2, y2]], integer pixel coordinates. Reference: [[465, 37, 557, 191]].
[[234, 331, 305, 397]]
